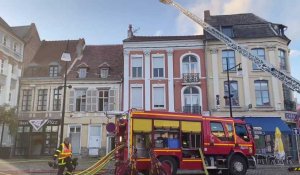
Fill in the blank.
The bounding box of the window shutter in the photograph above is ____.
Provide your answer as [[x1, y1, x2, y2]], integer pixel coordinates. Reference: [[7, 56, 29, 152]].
[[91, 90, 98, 112], [69, 90, 75, 112], [86, 90, 92, 112], [108, 89, 116, 111]]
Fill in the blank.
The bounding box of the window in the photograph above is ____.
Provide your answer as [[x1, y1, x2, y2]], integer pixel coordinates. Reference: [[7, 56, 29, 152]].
[[0, 86, 2, 94], [13, 43, 17, 52], [3, 36, 7, 46], [131, 56, 142, 78], [221, 26, 234, 37], [182, 55, 198, 74], [37, 89, 48, 111], [98, 89, 109, 111], [78, 68, 87, 78], [183, 87, 200, 114], [182, 133, 201, 149], [131, 86, 143, 109], [53, 89, 61, 111], [255, 80, 270, 106], [210, 122, 226, 141], [252, 48, 265, 70], [224, 81, 239, 106], [75, 89, 86, 111], [222, 50, 236, 71], [152, 56, 164, 78], [22, 90, 32, 111], [153, 86, 165, 108], [0, 59, 4, 74], [225, 123, 234, 141], [278, 49, 287, 70], [49, 65, 59, 77], [100, 68, 109, 78], [235, 124, 250, 142]]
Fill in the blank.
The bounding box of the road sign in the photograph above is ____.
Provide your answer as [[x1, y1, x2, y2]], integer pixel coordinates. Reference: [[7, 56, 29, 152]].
[[293, 128, 300, 135]]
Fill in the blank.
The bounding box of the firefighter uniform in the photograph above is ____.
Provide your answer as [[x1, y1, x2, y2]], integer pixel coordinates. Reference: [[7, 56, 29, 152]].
[[53, 142, 73, 175]]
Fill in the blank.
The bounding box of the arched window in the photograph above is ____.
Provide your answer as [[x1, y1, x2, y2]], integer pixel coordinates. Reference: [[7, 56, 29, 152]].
[[182, 55, 198, 74], [183, 87, 201, 114]]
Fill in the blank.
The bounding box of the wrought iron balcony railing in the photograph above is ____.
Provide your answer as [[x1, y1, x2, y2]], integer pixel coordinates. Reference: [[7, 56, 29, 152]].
[[182, 73, 200, 83], [182, 105, 201, 114]]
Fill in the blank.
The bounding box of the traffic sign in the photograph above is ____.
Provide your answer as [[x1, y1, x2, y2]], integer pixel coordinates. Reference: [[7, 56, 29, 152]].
[[293, 128, 300, 135]]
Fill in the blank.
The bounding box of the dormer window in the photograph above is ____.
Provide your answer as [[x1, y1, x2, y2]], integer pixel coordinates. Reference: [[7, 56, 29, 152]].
[[49, 65, 59, 77], [78, 68, 87, 78], [221, 26, 234, 38], [100, 68, 109, 78]]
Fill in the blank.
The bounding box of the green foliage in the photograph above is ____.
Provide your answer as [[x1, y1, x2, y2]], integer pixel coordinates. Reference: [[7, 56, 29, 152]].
[[0, 104, 18, 135]]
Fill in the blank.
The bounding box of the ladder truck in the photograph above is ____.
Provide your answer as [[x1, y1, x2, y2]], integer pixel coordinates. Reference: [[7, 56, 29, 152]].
[[159, 0, 300, 94]]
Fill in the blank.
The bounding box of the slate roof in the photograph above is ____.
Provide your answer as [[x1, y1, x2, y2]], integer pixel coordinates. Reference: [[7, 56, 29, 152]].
[[204, 11, 290, 42], [23, 39, 84, 78], [123, 35, 203, 42], [11, 25, 32, 39], [68, 45, 123, 81]]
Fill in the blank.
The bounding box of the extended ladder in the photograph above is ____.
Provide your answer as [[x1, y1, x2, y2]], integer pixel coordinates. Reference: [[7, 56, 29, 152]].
[[160, 0, 300, 93]]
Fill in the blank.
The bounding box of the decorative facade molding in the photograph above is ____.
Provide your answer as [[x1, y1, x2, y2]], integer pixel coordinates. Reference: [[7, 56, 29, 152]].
[[209, 48, 218, 54]]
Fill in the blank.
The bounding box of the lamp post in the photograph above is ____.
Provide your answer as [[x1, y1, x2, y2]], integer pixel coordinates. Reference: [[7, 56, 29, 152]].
[[59, 44, 72, 143], [225, 57, 242, 118]]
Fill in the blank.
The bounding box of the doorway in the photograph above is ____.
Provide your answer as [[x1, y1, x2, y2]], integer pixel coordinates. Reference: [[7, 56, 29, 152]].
[[30, 134, 43, 156], [69, 125, 81, 155], [88, 125, 102, 156]]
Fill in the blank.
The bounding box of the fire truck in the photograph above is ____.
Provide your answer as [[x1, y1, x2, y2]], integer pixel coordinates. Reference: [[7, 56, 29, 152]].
[[115, 110, 256, 175]]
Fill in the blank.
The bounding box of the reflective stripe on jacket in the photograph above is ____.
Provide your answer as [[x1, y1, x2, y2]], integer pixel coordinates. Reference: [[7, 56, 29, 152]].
[[58, 143, 72, 160]]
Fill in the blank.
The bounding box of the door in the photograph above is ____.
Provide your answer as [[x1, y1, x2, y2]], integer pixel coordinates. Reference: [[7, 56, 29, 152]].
[[89, 125, 101, 156], [69, 125, 81, 155]]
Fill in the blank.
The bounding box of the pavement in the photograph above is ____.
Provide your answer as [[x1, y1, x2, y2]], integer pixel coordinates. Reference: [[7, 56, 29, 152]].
[[0, 158, 300, 175]]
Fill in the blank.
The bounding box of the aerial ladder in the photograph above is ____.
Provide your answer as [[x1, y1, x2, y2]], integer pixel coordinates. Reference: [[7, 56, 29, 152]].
[[159, 0, 300, 94]]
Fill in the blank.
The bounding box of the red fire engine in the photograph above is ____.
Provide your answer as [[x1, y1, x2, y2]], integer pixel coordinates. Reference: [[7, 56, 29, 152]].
[[115, 110, 256, 175]]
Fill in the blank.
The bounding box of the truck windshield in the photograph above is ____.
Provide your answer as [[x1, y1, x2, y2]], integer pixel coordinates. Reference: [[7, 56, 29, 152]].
[[235, 124, 250, 142]]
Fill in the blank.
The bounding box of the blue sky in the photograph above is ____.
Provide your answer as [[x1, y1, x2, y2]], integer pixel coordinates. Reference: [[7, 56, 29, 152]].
[[0, 0, 299, 102]]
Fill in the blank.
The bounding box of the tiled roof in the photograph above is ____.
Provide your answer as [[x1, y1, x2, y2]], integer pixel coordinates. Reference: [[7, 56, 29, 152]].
[[204, 11, 290, 42], [11, 25, 32, 39], [123, 35, 203, 42], [68, 45, 123, 81], [23, 39, 84, 77]]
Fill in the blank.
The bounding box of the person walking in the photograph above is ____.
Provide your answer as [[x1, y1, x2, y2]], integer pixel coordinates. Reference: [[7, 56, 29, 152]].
[[53, 137, 73, 175]]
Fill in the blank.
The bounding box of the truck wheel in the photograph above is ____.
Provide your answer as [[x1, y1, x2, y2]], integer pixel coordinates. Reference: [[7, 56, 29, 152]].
[[229, 155, 247, 175], [158, 156, 178, 175]]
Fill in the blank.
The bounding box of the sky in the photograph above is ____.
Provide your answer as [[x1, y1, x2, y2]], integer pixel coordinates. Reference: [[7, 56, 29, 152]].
[[0, 0, 299, 102]]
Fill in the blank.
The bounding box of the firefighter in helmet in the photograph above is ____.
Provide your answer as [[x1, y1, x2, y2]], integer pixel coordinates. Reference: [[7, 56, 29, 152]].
[[53, 137, 73, 175]]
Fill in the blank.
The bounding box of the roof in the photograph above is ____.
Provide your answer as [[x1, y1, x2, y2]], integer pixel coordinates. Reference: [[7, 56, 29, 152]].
[[68, 45, 123, 81], [123, 35, 203, 42], [23, 39, 84, 78], [204, 11, 290, 42], [240, 117, 292, 135], [0, 17, 24, 41], [11, 25, 31, 39]]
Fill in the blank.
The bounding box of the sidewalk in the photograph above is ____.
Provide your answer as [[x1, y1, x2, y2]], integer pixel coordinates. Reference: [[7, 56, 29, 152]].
[[0, 157, 103, 175]]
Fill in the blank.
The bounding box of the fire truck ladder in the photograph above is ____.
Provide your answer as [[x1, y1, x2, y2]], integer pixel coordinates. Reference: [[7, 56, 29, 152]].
[[159, 0, 300, 93], [75, 144, 124, 175]]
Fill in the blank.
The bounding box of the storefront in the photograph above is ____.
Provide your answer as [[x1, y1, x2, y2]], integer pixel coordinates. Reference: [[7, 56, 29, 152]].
[[240, 117, 293, 157], [15, 119, 60, 157]]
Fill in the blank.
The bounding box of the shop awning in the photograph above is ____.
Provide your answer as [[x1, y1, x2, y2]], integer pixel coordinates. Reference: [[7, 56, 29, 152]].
[[240, 117, 292, 135]]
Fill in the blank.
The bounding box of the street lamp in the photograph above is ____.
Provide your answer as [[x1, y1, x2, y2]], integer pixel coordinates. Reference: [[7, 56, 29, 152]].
[[59, 41, 72, 144], [224, 57, 242, 118]]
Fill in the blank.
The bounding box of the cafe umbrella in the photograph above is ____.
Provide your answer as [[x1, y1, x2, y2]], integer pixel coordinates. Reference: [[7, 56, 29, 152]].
[[274, 127, 285, 163]]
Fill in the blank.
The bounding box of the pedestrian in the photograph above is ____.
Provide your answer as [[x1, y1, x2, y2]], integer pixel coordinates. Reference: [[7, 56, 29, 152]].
[[53, 137, 73, 175]]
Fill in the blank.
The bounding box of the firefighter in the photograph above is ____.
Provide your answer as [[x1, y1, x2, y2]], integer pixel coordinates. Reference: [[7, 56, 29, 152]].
[[53, 137, 73, 175]]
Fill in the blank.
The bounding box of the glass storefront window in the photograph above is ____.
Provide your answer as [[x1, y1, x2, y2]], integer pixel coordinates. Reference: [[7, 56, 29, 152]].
[[18, 127, 23, 133], [24, 126, 30, 132], [46, 126, 52, 132], [52, 126, 58, 132]]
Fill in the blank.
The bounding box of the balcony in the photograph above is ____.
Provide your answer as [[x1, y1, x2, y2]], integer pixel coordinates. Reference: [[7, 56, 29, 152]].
[[0, 43, 23, 61], [284, 100, 296, 112], [182, 106, 201, 114], [182, 73, 200, 84]]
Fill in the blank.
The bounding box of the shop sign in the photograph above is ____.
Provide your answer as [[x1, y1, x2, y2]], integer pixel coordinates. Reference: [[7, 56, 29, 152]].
[[29, 119, 48, 131], [285, 112, 297, 122], [253, 126, 264, 137], [19, 119, 60, 127]]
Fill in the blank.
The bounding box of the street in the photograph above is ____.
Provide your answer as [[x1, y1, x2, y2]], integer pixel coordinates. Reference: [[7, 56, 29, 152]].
[[0, 158, 300, 175]]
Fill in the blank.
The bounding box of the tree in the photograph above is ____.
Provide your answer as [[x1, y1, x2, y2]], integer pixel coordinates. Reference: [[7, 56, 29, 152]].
[[0, 104, 18, 147]]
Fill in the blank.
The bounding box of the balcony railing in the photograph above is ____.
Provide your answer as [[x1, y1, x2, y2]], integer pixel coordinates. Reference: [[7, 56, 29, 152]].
[[182, 73, 200, 83], [0, 43, 23, 61], [182, 105, 201, 114]]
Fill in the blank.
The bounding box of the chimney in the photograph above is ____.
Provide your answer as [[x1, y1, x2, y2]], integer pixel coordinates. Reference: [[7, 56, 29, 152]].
[[204, 10, 210, 20], [127, 24, 134, 38]]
